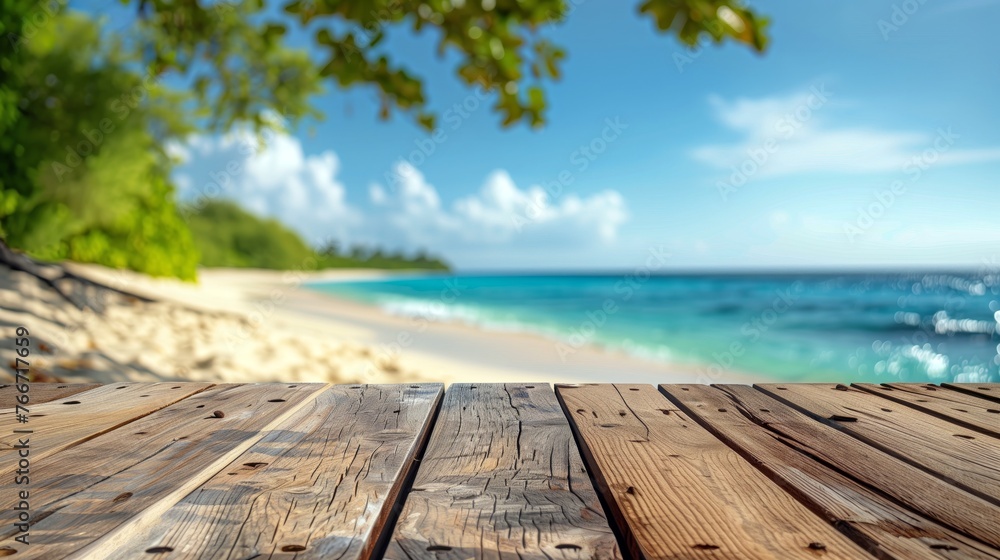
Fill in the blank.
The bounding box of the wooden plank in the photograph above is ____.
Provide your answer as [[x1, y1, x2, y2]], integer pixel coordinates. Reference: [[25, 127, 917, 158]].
[[757, 383, 1000, 507], [0, 382, 212, 477], [943, 383, 1000, 404], [0, 383, 100, 408], [854, 383, 1000, 438], [556, 383, 872, 560], [663, 384, 1000, 560], [103, 384, 443, 560], [0, 383, 328, 559], [384, 383, 622, 560]]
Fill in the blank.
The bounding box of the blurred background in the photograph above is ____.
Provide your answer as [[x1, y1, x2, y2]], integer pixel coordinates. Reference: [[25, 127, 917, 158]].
[[1, 0, 997, 385]]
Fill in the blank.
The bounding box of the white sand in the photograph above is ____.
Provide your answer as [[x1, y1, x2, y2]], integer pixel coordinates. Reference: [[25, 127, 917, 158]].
[[1, 264, 758, 385]]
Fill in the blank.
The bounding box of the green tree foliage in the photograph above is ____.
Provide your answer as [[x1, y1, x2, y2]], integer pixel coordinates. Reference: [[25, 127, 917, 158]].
[[133, 0, 768, 130], [0, 7, 199, 279], [1, 0, 767, 280], [185, 199, 317, 269], [188, 199, 449, 270]]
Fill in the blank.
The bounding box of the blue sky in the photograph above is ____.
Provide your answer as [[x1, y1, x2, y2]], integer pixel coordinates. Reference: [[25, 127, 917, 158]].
[[161, 0, 1000, 270]]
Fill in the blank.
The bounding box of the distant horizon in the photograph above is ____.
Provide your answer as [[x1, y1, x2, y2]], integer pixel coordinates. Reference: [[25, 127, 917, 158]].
[[321, 265, 999, 277]]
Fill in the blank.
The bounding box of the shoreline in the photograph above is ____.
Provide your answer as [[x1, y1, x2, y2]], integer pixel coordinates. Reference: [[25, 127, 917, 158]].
[[3, 264, 767, 385]]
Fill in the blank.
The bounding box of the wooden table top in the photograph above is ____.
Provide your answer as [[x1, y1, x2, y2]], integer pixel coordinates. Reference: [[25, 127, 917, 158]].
[[0, 381, 998, 559]]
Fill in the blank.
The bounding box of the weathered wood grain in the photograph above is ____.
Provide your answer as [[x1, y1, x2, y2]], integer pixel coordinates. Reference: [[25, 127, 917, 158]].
[[557, 383, 871, 560], [663, 384, 1000, 560], [0, 382, 211, 478], [385, 383, 622, 560], [943, 383, 1000, 404], [104, 384, 443, 560], [0, 383, 328, 559], [690, 384, 1000, 550], [758, 383, 1000, 506], [854, 383, 1000, 438], [0, 383, 100, 408]]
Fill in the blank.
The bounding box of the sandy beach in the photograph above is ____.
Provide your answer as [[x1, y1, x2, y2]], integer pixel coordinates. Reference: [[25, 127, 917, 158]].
[[1, 263, 757, 385]]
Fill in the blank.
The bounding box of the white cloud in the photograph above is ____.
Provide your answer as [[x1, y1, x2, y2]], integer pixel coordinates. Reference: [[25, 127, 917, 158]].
[[173, 129, 361, 245], [692, 88, 1000, 178], [369, 162, 629, 251], [171, 133, 629, 267]]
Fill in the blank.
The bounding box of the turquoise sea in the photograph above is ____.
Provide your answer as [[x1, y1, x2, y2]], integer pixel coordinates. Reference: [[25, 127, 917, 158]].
[[310, 272, 1000, 384]]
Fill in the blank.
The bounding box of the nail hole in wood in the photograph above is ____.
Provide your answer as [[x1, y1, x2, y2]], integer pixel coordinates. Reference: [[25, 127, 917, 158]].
[[759, 409, 770, 413], [145, 547, 173, 554], [117, 386, 126, 389], [112, 492, 132, 503], [281, 545, 306, 552], [288, 385, 297, 388], [426, 545, 452, 551], [930, 544, 958, 551], [718, 408, 727, 412], [777, 387, 788, 390], [692, 544, 720, 550], [629, 388, 640, 391], [987, 409, 1000, 414], [808, 542, 826, 551], [410, 385, 420, 388], [681, 387, 689, 391], [268, 399, 286, 403], [140, 395, 149, 398], [625, 486, 635, 495], [57, 385, 67, 388], [525, 385, 535, 388], [171, 386, 181, 389], [659, 409, 671, 415], [63, 400, 80, 405], [135, 432, 148, 435], [954, 434, 975, 440], [212, 410, 225, 418], [829, 415, 857, 422], [243, 462, 267, 469], [881, 408, 891, 412], [834, 384, 849, 391], [576, 409, 586, 414], [556, 544, 581, 550], [619, 412, 627, 417], [196, 405, 205, 408]]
